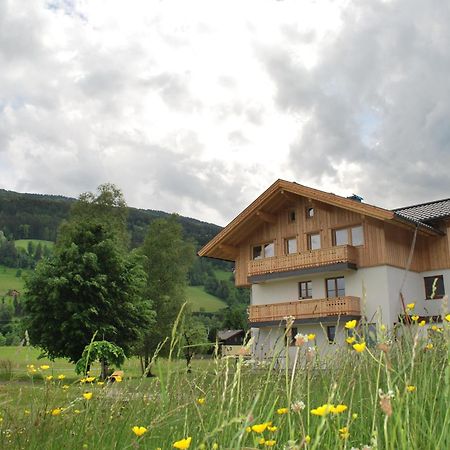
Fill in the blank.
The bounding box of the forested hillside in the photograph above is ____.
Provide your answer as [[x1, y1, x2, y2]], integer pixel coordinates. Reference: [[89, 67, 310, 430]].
[[0, 188, 221, 248]]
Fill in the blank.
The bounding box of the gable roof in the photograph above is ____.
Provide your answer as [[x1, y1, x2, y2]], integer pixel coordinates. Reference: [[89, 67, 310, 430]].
[[394, 198, 450, 223], [198, 179, 441, 261]]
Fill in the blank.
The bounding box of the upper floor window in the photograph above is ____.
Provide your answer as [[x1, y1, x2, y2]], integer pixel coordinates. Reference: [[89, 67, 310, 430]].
[[333, 225, 364, 246], [424, 275, 445, 299], [252, 242, 275, 260], [288, 210, 296, 223], [285, 237, 297, 255], [306, 207, 314, 218], [326, 277, 345, 298], [308, 233, 321, 250], [299, 281, 312, 299]]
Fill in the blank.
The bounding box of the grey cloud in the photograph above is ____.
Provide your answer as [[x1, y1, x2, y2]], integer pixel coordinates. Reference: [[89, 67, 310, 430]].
[[259, 0, 450, 208]]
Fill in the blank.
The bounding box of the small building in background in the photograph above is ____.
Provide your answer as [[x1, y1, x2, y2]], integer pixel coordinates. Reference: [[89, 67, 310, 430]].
[[217, 329, 248, 356]]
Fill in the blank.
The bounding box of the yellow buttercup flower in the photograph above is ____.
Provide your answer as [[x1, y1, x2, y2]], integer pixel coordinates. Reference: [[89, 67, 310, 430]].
[[406, 303, 415, 310], [265, 440, 276, 447], [307, 333, 316, 341], [45, 375, 53, 381], [345, 320, 357, 329], [445, 313, 450, 322], [339, 426, 350, 439], [252, 423, 269, 433], [24, 409, 31, 415], [311, 404, 333, 416], [62, 385, 69, 390], [258, 437, 266, 445], [245, 426, 252, 433], [212, 444, 218, 450], [419, 320, 426, 327], [132, 426, 147, 437], [40, 365, 50, 370], [276, 407, 288, 415], [330, 404, 348, 414], [380, 324, 386, 331], [197, 397, 205, 405], [353, 342, 366, 353], [305, 435, 311, 443], [51, 408, 62, 416], [97, 381, 104, 386], [57, 374, 65, 380], [74, 409, 81, 414], [267, 426, 277, 432], [83, 392, 93, 400], [352, 413, 358, 419], [411, 315, 419, 321], [426, 343, 433, 350], [85, 376, 96, 383], [113, 375, 122, 382], [173, 437, 192, 449], [406, 385, 416, 392], [346, 336, 355, 344]]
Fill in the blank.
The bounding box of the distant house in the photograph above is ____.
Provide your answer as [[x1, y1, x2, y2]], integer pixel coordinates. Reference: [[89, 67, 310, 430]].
[[199, 179, 450, 363], [217, 329, 248, 356]]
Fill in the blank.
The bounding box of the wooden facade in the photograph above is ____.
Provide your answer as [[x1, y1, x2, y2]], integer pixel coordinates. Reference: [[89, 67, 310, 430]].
[[248, 296, 361, 323], [199, 180, 450, 287]]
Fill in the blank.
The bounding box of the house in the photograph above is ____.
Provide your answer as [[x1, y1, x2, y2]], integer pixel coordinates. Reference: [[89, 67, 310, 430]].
[[199, 179, 449, 363], [217, 329, 249, 356]]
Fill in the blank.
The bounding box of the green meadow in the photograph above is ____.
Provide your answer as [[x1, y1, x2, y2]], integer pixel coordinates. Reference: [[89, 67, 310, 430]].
[[14, 239, 54, 251], [0, 320, 449, 450], [186, 286, 227, 313], [0, 265, 31, 297]]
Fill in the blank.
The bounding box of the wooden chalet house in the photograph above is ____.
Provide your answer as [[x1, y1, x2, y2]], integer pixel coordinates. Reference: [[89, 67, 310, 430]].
[[199, 179, 450, 362]]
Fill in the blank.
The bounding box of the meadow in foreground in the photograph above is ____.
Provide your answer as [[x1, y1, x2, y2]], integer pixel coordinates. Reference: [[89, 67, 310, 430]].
[[0, 317, 449, 450]]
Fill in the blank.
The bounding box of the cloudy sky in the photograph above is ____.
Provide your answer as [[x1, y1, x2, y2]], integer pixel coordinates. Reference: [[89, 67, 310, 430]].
[[1, 0, 450, 226]]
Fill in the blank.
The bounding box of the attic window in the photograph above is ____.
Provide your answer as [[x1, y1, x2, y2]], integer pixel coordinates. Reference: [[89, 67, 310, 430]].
[[288, 210, 296, 223], [306, 207, 314, 218]]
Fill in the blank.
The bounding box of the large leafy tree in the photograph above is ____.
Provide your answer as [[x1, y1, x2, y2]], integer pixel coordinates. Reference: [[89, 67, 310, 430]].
[[138, 215, 195, 373], [24, 185, 154, 363]]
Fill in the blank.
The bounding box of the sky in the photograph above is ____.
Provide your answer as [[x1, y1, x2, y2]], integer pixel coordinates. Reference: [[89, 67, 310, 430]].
[[1, 0, 450, 226]]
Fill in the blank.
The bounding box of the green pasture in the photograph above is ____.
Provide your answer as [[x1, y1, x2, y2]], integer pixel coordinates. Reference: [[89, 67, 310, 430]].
[[186, 286, 227, 312], [0, 265, 31, 296], [214, 269, 233, 281], [14, 239, 54, 251]]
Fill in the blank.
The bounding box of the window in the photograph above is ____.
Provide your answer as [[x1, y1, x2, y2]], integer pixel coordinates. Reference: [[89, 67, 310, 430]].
[[285, 237, 297, 255], [252, 242, 275, 260], [326, 325, 336, 343], [308, 233, 321, 250], [326, 277, 345, 298], [287, 327, 298, 346], [424, 275, 445, 299], [288, 210, 296, 223], [306, 207, 314, 218], [333, 225, 364, 246], [299, 281, 312, 299]]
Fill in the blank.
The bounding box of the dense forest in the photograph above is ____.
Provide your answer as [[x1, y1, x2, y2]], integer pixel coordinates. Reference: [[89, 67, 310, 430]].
[[0, 188, 222, 248]]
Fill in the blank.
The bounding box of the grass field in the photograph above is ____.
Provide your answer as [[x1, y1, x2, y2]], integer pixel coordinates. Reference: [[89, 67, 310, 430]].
[[0, 319, 449, 449], [214, 269, 233, 282], [14, 239, 54, 251], [0, 265, 31, 296], [186, 286, 227, 312]]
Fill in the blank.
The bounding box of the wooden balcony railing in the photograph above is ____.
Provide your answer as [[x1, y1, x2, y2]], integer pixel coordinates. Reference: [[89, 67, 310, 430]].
[[248, 245, 357, 277], [248, 296, 361, 323]]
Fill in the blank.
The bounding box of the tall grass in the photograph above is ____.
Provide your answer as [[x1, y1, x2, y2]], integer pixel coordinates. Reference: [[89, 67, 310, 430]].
[[0, 319, 449, 449]]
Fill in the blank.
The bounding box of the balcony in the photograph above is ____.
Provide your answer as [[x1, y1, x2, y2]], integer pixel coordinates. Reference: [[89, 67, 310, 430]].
[[248, 245, 358, 278], [248, 296, 361, 323]]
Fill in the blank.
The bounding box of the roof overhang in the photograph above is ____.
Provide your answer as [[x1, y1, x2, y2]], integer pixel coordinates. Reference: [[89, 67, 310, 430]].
[[198, 179, 442, 261]]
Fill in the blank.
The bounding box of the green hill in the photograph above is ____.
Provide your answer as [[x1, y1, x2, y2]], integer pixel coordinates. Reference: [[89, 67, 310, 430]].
[[186, 286, 227, 313], [15, 239, 54, 251]]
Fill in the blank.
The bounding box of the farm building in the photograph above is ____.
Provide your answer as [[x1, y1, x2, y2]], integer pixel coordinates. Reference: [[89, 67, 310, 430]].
[[199, 179, 449, 364]]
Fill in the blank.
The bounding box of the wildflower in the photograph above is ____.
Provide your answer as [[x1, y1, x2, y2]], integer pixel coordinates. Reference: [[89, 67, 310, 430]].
[[132, 426, 147, 437], [304, 435, 311, 443], [307, 333, 316, 341], [45, 375, 53, 381], [212, 444, 218, 450], [406, 303, 415, 310], [258, 437, 266, 445], [339, 426, 350, 439], [265, 440, 276, 447], [24, 410, 31, 415], [173, 437, 192, 449], [291, 400, 305, 412], [353, 342, 366, 353], [267, 426, 277, 432], [80, 378, 86, 384], [277, 407, 288, 415], [197, 398, 205, 405], [411, 315, 419, 322], [419, 320, 426, 327], [85, 376, 96, 383], [346, 336, 356, 344], [252, 423, 269, 433], [245, 426, 252, 433], [97, 381, 104, 386], [352, 413, 358, 419], [406, 385, 416, 393], [445, 313, 450, 322], [331, 404, 348, 414], [294, 333, 308, 347], [40, 365, 50, 370], [83, 392, 93, 400], [74, 410, 81, 414], [57, 374, 65, 380], [425, 343, 433, 350], [345, 320, 357, 329], [62, 385, 69, 390], [113, 375, 122, 382], [311, 404, 333, 416], [380, 324, 386, 331], [51, 408, 62, 416]]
